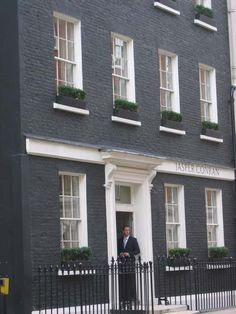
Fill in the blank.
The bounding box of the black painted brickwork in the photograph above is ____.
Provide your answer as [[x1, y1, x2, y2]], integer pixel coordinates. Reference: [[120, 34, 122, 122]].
[[152, 173, 236, 260], [17, 0, 233, 167]]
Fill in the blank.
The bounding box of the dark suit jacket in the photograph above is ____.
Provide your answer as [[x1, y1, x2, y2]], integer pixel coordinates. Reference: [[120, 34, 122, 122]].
[[117, 236, 140, 258]]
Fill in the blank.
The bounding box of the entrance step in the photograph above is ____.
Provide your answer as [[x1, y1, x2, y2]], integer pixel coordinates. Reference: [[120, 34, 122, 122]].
[[153, 305, 199, 313]]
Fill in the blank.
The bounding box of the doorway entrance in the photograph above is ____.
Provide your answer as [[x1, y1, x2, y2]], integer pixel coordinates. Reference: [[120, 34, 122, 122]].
[[116, 212, 133, 242]]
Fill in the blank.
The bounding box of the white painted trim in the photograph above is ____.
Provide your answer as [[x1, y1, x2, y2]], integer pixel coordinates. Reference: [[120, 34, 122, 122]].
[[154, 2, 180, 16], [160, 126, 186, 135], [104, 164, 156, 263], [194, 19, 217, 32], [200, 134, 223, 143], [26, 138, 103, 164], [158, 50, 180, 113], [158, 160, 235, 181], [228, 0, 236, 86], [53, 12, 83, 89], [58, 269, 96, 276], [166, 266, 193, 272], [25, 137, 235, 181], [199, 64, 218, 123], [111, 33, 136, 102], [111, 115, 141, 126], [205, 188, 225, 247], [196, 0, 212, 9], [53, 103, 89, 115], [165, 184, 186, 250]]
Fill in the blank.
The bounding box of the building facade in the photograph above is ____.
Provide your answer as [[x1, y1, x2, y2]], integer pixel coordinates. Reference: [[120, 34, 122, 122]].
[[0, 0, 235, 313]]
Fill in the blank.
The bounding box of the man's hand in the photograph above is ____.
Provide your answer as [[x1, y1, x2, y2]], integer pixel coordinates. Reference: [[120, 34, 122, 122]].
[[120, 252, 124, 257], [123, 252, 130, 257]]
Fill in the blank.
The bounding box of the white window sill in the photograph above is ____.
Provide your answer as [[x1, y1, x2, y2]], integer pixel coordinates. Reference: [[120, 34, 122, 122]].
[[154, 2, 180, 16], [194, 19, 217, 32], [58, 269, 96, 276], [53, 102, 90, 116], [166, 266, 193, 272], [200, 135, 223, 143], [160, 126, 186, 135], [111, 115, 141, 127]]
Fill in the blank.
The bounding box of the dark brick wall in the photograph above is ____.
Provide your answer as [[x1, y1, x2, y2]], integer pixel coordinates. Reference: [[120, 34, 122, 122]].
[[18, 0, 233, 167], [28, 156, 107, 266], [152, 173, 236, 259]]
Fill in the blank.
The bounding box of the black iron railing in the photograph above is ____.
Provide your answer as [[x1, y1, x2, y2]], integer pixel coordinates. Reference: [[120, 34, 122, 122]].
[[154, 256, 236, 312], [33, 258, 154, 313]]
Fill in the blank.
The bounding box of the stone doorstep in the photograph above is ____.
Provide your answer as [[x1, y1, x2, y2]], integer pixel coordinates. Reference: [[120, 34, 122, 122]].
[[171, 312, 199, 314], [153, 304, 189, 313]]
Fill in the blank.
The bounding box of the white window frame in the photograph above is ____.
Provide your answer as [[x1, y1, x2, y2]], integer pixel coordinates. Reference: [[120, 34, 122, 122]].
[[59, 172, 88, 248], [115, 182, 134, 212], [111, 32, 136, 103], [199, 64, 218, 123], [159, 50, 180, 113], [196, 0, 211, 8], [165, 184, 186, 253], [54, 12, 83, 89], [205, 188, 224, 248]]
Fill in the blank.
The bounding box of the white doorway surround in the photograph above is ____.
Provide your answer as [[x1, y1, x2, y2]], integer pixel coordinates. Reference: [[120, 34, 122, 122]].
[[102, 150, 162, 263]]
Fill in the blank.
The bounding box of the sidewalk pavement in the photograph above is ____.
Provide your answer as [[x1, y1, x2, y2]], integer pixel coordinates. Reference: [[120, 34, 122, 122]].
[[204, 308, 236, 314]]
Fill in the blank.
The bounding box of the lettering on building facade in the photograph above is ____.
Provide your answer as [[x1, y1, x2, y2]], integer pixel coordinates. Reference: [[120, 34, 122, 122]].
[[176, 161, 220, 177]]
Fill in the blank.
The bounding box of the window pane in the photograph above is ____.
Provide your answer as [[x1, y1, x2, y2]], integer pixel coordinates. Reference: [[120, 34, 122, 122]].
[[64, 196, 72, 218], [68, 42, 74, 62], [58, 60, 66, 82], [72, 198, 80, 218], [59, 19, 66, 39], [72, 176, 80, 196], [59, 39, 67, 59], [71, 220, 79, 242], [115, 185, 131, 204], [63, 176, 71, 195], [66, 63, 74, 86], [61, 220, 71, 243], [67, 22, 74, 41]]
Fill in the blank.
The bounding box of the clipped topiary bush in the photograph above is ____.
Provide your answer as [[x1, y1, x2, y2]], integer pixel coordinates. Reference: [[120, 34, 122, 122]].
[[208, 246, 229, 259], [195, 5, 213, 18], [58, 85, 86, 100], [161, 110, 182, 122], [202, 121, 219, 130], [61, 247, 92, 262], [114, 99, 138, 112], [168, 247, 191, 257]]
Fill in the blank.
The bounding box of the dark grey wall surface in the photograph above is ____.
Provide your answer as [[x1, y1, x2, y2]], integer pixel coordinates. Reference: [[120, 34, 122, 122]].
[[152, 173, 236, 259], [28, 156, 107, 266], [18, 0, 233, 167]]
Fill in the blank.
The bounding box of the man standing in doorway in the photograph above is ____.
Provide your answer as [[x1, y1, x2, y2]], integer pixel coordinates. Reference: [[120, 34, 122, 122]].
[[117, 226, 140, 310], [117, 225, 140, 259]]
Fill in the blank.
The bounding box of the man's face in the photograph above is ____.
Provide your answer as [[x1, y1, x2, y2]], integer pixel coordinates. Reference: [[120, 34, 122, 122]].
[[123, 227, 130, 237]]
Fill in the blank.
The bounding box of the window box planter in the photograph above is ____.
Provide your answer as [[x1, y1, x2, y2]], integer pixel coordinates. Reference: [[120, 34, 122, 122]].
[[206, 258, 232, 270], [201, 128, 222, 139], [161, 118, 183, 130], [56, 95, 86, 110], [113, 108, 139, 122], [195, 13, 215, 27]]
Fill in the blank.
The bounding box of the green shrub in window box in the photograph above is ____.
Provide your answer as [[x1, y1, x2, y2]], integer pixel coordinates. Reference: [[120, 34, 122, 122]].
[[114, 99, 140, 121], [61, 247, 92, 266], [167, 248, 191, 268], [161, 110, 184, 130], [201, 121, 222, 139], [208, 247, 229, 259], [195, 5, 216, 27], [56, 85, 87, 109]]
